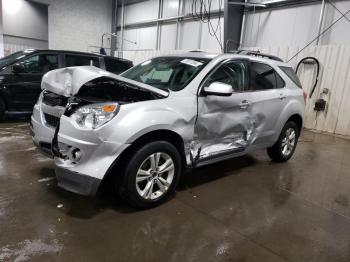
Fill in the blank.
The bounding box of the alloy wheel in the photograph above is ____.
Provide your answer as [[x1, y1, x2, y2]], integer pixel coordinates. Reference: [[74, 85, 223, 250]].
[[281, 128, 296, 156], [135, 152, 175, 200]]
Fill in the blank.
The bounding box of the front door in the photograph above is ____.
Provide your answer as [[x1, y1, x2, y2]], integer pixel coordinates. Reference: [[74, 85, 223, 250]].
[[6, 53, 59, 110], [192, 59, 255, 164]]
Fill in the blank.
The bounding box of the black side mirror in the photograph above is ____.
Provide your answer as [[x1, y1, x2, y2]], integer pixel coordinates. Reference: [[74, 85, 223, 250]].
[[12, 64, 26, 74]]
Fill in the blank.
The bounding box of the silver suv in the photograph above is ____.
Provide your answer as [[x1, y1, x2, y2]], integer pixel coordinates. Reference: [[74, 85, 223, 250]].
[[31, 52, 305, 208]]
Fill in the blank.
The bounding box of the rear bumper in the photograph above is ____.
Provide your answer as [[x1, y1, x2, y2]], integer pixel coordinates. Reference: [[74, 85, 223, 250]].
[[55, 166, 101, 196]]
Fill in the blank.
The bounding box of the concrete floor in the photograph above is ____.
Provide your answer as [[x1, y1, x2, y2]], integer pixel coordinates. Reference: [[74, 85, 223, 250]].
[[1, 122, 350, 262]]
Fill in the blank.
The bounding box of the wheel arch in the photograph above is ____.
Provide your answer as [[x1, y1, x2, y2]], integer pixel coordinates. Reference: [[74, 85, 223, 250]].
[[100, 129, 187, 191], [286, 114, 303, 133]]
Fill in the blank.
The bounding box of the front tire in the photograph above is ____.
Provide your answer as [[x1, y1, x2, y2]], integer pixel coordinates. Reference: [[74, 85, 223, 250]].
[[118, 141, 182, 209], [267, 121, 300, 162]]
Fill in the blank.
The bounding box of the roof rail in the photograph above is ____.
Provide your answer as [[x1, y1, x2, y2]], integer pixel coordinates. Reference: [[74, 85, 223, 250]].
[[236, 50, 284, 62]]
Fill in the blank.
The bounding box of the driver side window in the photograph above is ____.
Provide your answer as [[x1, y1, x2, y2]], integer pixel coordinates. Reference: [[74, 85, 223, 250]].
[[18, 54, 58, 74], [205, 60, 247, 92]]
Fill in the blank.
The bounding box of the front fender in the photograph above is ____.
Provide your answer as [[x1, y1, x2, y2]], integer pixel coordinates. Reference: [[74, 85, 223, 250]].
[[96, 97, 197, 146]]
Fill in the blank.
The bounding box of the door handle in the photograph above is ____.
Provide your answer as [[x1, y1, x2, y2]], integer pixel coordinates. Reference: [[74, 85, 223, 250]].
[[239, 100, 250, 109], [279, 93, 286, 100]]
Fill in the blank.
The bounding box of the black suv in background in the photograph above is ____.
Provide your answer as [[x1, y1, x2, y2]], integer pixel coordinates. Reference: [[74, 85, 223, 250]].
[[0, 49, 133, 120]]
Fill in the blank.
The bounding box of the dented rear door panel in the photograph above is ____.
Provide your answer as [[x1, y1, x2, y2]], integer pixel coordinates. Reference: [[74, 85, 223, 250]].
[[248, 89, 288, 147]]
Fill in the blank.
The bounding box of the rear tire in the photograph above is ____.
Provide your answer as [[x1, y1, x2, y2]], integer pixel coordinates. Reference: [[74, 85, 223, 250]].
[[118, 141, 182, 209], [0, 98, 5, 121], [267, 121, 299, 162]]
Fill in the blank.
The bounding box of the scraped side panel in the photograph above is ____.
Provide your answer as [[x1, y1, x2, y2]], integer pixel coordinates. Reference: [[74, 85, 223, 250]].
[[192, 94, 261, 163]]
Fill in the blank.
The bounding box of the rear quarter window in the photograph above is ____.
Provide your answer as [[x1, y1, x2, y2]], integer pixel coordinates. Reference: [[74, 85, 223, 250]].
[[279, 66, 302, 88]]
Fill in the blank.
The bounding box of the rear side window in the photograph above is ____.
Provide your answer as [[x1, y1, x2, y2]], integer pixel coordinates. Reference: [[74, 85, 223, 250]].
[[279, 66, 302, 88], [248, 62, 285, 91], [104, 58, 131, 74], [65, 55, 99, 67]]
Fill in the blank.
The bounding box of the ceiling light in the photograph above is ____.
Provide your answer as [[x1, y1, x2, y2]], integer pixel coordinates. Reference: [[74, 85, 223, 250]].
[[3, 0, 22, 15]]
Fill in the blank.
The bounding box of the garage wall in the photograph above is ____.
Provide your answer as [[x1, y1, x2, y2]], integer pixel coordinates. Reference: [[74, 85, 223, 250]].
[[116, 0, 224, 52], [3, 0, 48, 41], [242, 1, 350, 48], [2, 0, 48, 56], [48, 0, 112, 52]]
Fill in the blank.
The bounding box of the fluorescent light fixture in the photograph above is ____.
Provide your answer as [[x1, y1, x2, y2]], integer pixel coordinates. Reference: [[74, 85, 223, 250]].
[[3, 0, 22, 15], [261, 0, 290, 4]]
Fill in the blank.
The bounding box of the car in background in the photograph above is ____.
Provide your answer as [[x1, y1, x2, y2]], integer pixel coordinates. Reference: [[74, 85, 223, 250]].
[[0, 49, 133, 120], [31, 51, 305, 208]]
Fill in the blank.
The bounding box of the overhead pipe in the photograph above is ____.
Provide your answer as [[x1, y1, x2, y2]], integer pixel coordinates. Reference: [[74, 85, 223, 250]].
[[175, 0, 183, 49], [244, 0, 323, 11], [156, 0, 163, 50], [116, 9, 223, 30], [228, 1, 266, 7], [120, 0, 125, 54], [316, 0, 326, 45]]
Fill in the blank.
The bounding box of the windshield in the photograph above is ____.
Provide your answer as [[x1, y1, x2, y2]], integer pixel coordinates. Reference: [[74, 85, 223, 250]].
[[0, 51, 32, 68], [121, 57, 210, 91]]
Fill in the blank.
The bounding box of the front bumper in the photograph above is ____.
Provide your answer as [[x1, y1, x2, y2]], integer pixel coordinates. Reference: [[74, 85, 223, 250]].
[[54, 115, 130, 196], [31, 101, 65, 158], [55, 166, 101, 196]]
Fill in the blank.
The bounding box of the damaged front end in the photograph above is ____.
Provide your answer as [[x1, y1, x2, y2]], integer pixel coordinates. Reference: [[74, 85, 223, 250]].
[[47, 67, 168, 160], [31, 66, 172, 195]]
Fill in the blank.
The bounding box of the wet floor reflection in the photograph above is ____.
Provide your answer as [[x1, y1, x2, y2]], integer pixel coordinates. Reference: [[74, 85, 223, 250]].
[[1, 123, 350, 261]]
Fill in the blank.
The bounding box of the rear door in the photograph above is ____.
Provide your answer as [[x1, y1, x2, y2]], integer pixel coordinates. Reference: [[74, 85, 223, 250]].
[[246, 61, 287, 147], [193, 59, 255, 164], [6, 53, 59, 110]]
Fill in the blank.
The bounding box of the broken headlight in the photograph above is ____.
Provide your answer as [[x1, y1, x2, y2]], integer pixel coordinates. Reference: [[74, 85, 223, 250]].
[[71, 103, 119, 129]]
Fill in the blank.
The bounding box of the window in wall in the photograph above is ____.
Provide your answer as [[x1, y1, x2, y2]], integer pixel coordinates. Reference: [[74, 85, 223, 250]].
[[19, 54, 58, 74], [65, 55, 99, 67], [205, 60, 248, 92], [249, 62, 285, 91]]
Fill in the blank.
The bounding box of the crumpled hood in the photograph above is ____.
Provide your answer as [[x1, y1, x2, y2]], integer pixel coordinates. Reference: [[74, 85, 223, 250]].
[[41, 66, 168, 97]]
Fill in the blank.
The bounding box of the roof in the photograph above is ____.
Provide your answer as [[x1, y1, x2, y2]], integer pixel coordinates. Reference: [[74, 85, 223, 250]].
[[165, 51, 220, 59], [20, 49, 132, 63], [164, 51, 289, 66]]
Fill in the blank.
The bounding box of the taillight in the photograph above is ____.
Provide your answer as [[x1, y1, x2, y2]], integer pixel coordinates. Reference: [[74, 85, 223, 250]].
[[303, 91, 307, 104]]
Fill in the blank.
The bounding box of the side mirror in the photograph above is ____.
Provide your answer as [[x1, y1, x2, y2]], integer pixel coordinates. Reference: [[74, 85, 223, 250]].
[[12, 64, 26, 74], [203, 82, 233, 96]]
